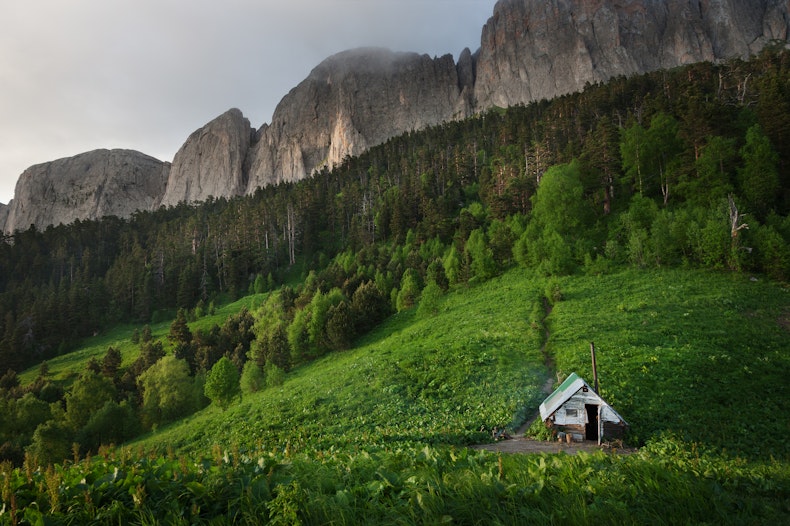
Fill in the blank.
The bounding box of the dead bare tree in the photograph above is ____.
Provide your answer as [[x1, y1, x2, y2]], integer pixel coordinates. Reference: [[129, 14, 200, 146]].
[[729, 195, 749, 238]]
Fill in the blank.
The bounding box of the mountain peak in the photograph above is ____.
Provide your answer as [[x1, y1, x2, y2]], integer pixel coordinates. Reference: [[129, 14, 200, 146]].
[[3, 0, 789, 233], [474, 0, 789, 110]]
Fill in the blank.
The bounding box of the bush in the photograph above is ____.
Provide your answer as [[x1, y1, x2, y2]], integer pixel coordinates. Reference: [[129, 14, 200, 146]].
[[326, 301, 355, 351], [538, 228, 576, 275], [351, 280, 392, 333], [264, 363, 286, 388], [754, 224, 790, 280], [240, 361, 266, 394], [525, 417, 555, 441], [466, 228, 497, 281], [417, 280, 443, 318], [138, 355, 198, 428], [544, 277, 562, 305], [396, 269, 422, 312], [76, 401, 139, 453], [204, 357, 241, 411], [27, 421, 72, 466]]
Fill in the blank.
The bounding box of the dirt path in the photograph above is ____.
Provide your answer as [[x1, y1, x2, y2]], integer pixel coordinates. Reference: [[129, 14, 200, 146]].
[[473, 299, 635, 456], [514, 298, 555, 436], [471, 437, 633, 455]]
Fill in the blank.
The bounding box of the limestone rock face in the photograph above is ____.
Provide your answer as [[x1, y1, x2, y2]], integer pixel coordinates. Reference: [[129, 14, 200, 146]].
[[245, 48, 470, 191], [3, 149, 169, 234], [0, 202, 8, 234], [160, 108, 254, 206], [474, 0, 790, 110], [5, 0, 790, 229]]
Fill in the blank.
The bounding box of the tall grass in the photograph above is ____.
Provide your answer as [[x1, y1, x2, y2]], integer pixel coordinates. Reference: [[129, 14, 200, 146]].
[[3, 438, 787, 525]]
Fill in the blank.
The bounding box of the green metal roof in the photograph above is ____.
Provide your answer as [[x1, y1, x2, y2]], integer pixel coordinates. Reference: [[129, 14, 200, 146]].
[[539, 372, 585, 420], [541, 372, 580, 407], [538, 371, 628, 425]]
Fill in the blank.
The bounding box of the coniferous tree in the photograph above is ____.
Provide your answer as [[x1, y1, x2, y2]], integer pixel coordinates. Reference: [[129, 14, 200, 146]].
[[738, 124, 781, 217], [170, 308, 196, 373], [325, 301, 355, 351], [101, 347, 122, 379]]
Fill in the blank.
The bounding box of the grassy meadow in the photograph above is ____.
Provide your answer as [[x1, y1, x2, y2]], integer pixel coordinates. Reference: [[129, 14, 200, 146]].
[[130, 269, 549, 456], [3, 267, 789, 524], [127, 267, 789, 461], [18, 294, 269, 386]]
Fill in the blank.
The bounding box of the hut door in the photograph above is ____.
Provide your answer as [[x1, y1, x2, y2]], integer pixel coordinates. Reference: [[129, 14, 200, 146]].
[[585, 404, 598, 441]]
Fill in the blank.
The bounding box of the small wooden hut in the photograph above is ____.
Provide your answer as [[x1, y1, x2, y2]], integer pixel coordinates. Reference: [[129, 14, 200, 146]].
[[539, 372, 628, 443]]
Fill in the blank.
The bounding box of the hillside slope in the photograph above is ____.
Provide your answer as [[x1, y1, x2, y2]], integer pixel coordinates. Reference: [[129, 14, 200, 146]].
[[133, 268, 790, 461], [4, 269, 788, 523]]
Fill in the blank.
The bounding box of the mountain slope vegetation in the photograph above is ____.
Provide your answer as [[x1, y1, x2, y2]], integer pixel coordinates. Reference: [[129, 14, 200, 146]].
[[1, 51, 789, 375], [2, 268, 789, 524], [0, 51, 789, 523]]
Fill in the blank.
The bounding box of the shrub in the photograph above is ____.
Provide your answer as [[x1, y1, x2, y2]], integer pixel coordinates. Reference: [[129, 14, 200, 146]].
[[240, 361, 266, 395], [754, 224, 790, 281], [264, 363, 286, 388], [396, 269, 422, 312], [325, 301, 355, 351], [26, 420, 72, 467], [417, 280, 443, 318], [544, 277, 562, 305], [204, 357, 241, 411], [138, 355, 197, 428], [76, 400, 139, 452]]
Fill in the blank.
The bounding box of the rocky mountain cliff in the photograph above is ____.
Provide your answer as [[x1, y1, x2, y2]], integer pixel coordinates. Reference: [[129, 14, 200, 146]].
[[159, 108, 254, 208], [245, 47, 475, 190], [473, 0, 790, 109], [3, 0, 788, 233], [0, 203, 7, 232], [3, 150, 169, 234]]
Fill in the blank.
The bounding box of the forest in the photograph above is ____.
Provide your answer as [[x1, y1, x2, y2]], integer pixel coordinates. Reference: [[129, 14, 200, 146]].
[[0, 49, 789, 466]]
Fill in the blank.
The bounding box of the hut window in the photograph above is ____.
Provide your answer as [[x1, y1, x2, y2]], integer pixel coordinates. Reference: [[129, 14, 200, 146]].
[[565, 408, 578, 417]]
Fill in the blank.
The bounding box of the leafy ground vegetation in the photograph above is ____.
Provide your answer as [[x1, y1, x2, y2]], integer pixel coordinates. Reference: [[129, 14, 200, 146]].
[[1, 51, 789, 523], [2, 269, 789, 524]]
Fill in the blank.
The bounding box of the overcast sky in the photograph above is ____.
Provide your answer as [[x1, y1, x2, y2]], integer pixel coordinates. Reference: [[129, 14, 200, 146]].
[[0, 0, 494, 205]]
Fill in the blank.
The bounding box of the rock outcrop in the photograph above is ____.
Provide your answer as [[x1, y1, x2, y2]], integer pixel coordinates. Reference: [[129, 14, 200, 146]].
[[3, 149, 169, 234], [245, 48, 473, 190], [159, 108, 254, 207], [4, 0, 790, 230], [473, 0, 790, 109], [0, 202, 8, 234]]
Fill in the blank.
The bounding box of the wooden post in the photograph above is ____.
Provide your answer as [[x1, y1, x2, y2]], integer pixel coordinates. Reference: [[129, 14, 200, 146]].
[[590, 342, 599, 394], [591, 342, 602, 445]]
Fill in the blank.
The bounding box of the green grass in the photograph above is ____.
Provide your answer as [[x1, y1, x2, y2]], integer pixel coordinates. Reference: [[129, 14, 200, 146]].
[[18, 293, 269, 386], [131, 270, 549, 456], [6, 268, 789, 524], [544, 268, 790, 457], [131, 267, 790, 462]]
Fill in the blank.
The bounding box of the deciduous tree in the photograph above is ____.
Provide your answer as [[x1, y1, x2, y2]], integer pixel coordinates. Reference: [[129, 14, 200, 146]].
[[204, 357, 241, 410], [138, 355, 196, 429]]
